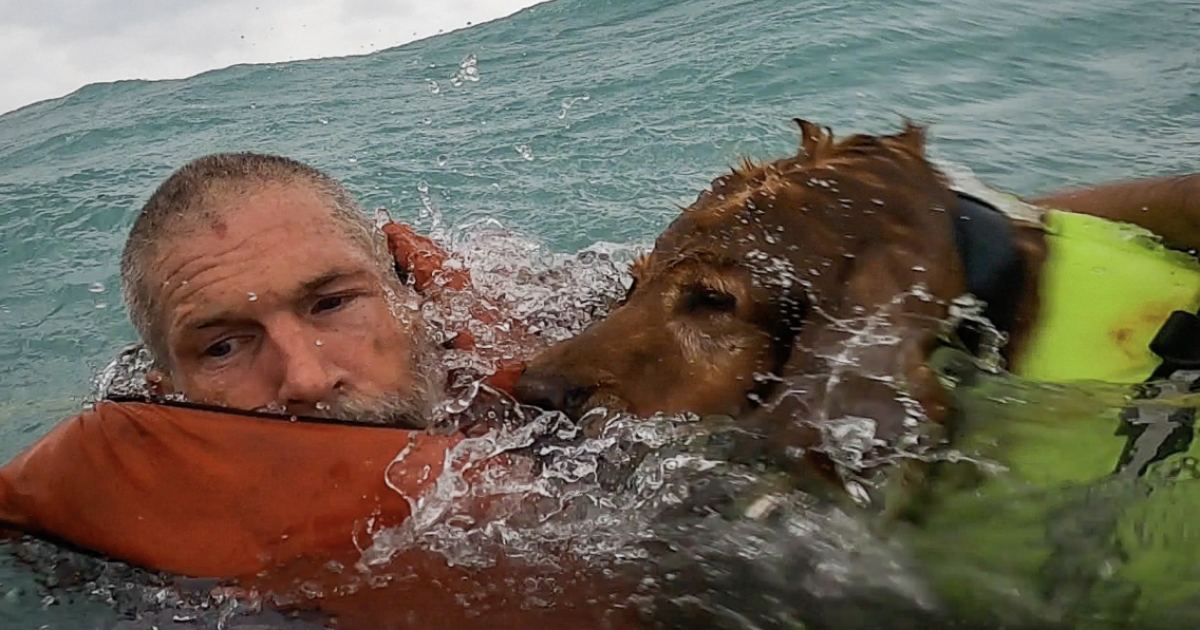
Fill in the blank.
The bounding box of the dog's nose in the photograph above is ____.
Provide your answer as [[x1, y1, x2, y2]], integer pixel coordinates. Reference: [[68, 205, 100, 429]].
[[514, 371, 589, 415]]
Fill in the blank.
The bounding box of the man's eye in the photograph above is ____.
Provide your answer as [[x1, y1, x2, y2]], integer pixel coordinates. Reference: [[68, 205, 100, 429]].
[[204, 339, 236, 358], [313, 295, 352, 313]]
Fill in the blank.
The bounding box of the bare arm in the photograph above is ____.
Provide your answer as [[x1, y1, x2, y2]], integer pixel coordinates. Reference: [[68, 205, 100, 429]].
[[1033, 173, 1200, 251]]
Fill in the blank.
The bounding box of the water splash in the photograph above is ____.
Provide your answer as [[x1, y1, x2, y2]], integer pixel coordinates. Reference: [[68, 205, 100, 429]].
[[0, 537, 272, 630], [449, 54, 481, 87], [415, 180, 446, 239], [558, 94, 590, 120], [405, 220, 633, 426], [91, 343, 156, 401]]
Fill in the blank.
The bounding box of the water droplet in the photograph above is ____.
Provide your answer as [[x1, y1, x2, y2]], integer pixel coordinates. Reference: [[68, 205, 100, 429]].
[[88, 282, 104, 293], [248, 292, 258, 302], [449, 53, 480, 87], [315, 339, 324, 347], [257, 402, 287, 414], [557, 94, 591, 120], [315, 401, 330, 411]]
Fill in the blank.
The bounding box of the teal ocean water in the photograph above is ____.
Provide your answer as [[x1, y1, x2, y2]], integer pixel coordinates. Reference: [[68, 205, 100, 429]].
[[1, 0, 1198, 627]]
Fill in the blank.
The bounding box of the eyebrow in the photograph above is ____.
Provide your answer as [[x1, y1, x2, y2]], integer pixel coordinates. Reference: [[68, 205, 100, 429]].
[[293, 269, 367, 302], [180, 268, 372, 332]]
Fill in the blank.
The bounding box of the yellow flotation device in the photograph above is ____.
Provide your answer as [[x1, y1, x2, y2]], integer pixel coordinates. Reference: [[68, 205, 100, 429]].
[[1012, 210, 1200, 383], [903, 208, 1200, 628]]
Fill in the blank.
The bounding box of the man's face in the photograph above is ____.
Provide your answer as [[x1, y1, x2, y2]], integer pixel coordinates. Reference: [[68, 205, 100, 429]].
[[149, 182, 434, 425]]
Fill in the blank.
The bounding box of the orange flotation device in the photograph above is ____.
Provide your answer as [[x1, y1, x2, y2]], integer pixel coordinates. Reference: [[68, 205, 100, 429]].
[[0, 400, 460, 578], [0, 401, 643, 630]]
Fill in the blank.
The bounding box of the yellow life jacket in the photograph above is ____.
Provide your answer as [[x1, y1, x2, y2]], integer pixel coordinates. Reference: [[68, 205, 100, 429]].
[[1011, 210, 1200, 383]]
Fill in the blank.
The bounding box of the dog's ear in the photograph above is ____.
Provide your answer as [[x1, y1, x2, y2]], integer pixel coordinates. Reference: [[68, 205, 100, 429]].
[[794, 118, 835, 162], [627, 254, 651, 293], [896, 119, 928, 154]]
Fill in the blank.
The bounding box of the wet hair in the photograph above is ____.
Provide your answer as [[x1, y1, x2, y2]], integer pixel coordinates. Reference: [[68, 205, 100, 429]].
[[119, 153, 392, 363]]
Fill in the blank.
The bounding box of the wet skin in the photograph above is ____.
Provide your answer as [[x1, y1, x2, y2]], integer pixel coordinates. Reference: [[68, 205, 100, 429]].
[[149, 183, 421, 418]]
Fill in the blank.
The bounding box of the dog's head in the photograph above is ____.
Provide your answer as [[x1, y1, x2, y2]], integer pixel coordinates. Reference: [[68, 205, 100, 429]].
[[517, 120, 967, 448]]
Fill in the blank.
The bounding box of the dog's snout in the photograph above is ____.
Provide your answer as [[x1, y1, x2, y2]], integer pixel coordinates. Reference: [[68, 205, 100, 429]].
[[514, 371, 594, 416]]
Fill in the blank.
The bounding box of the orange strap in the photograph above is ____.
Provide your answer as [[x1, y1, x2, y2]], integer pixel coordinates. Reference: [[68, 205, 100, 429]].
[[383, 222, 473, 293], [383, 221, 527, 392]]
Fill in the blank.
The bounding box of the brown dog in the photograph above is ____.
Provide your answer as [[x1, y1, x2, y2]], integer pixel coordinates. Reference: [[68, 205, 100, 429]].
[[514, 119, 1200, 472]]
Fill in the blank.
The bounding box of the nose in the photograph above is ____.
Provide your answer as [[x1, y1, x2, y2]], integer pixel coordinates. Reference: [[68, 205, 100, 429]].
[[274, 332, 340, 412], [513, 371, 594, 417]]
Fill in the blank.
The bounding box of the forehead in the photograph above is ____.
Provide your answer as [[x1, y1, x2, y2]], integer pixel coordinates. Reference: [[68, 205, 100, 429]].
[[191, 180, 339, 233], [149, 182, 375, 299], [160, 181, 360, 256]]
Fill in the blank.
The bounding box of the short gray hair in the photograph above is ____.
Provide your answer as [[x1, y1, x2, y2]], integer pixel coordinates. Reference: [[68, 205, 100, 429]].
[[120, 153, 391, 362]]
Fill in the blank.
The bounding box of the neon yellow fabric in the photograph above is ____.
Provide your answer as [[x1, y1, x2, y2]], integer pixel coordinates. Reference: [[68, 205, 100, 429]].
[[891, 211, 1200, 627], [1013, 210, 1200, 383], [903, 354, 1200, 627]]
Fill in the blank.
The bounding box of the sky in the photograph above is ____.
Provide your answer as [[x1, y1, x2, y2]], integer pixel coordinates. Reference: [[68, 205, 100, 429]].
[[0, 0, 548, 115]]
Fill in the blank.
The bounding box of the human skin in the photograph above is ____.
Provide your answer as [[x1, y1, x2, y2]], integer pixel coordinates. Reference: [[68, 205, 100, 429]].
[[145, 182, 430, 424]]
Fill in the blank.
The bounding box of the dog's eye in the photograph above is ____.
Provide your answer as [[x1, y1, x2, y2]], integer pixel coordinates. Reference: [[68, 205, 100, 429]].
[[684, 286, 737, 314]]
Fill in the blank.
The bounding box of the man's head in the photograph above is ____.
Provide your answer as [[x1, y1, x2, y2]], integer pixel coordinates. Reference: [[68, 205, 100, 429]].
[[120, 153, 440, 427]]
